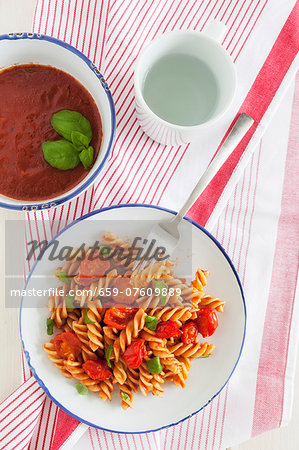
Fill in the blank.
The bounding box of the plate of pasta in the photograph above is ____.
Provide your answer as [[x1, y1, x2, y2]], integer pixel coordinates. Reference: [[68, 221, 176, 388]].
[[20, 204, 246, 433]]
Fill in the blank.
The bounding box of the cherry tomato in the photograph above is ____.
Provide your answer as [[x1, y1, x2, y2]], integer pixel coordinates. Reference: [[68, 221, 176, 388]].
[[181, 321, 199, 345], [76, 257, 110, 286], [104, 306, 137, 329], [195, 308, 218, 338], [53, 332, 82, 360], [111, 277, 137, 305], [123, 339, 146, 369], [82, 359, 112, 380], [155, 321, 182, 339]]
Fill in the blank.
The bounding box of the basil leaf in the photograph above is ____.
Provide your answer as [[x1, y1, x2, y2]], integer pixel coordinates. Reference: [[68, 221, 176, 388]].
[[47, 318, 54, 335], [146, 356, 163, 374], [66, 293, 75, 311], [51, 110, 92, 143], [84, 308, 95, 324], [121, 392, 129, 401], [155, 280, 168, 306], [71, 131, 90, 150], [145, 315, 158, 331], [199, 355, 210, 359], [79, 146, 94, 169], [42, 140, 80, 170], [54, 269, 69, 283], [105, 344, 113, 368], [75, 383, 89, 395], [99, 245, 111, 256]]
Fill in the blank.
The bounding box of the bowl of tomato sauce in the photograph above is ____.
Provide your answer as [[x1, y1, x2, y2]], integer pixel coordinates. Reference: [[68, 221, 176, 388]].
[[0, 33, 116, 211]]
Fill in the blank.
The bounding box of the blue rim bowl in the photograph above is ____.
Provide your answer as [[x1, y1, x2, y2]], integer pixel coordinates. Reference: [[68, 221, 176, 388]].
[[20, 204, 246, 434], [0, 33, 116, 211]]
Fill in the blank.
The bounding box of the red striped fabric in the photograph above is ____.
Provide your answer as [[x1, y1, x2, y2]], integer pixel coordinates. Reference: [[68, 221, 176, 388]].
[[188, 1, 299, 227], [0, 0, 297, 449], [252, 71, 299, 436]]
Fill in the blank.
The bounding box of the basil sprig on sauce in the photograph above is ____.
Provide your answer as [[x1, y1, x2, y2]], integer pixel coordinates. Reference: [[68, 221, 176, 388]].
[[42, 110, 94, 171], [42, 141, 80, 170], [52, 110, 92, 143]]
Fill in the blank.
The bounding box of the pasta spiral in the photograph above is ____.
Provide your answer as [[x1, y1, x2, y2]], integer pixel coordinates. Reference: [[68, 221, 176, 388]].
[[85, 308, 104, 352], [113, 309, 146, 361], [43, 342, 73, 378], [168, 342, 214, 358]]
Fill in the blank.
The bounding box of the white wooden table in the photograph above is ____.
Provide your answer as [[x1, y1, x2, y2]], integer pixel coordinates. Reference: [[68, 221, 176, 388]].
[[0, 1, 298, 449]]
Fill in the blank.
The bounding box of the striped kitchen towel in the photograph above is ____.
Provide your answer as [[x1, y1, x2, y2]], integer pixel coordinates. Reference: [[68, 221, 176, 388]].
[[0, 0, 298, 449]]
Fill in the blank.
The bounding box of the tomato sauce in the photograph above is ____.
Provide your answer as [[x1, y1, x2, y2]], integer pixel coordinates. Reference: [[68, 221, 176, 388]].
[[0, 64, 102, 201]]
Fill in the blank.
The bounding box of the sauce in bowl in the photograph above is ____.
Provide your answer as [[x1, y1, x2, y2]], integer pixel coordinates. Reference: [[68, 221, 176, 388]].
[[0, 64, 102, 201]]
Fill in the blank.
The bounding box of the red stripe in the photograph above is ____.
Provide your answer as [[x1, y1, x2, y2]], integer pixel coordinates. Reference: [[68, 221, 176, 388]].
[[51, 409, 80, 450], [69, 0, 79, 45], [252, 72, 299, 436], [188, 3, 299, 227], [63, 0, 72, 42], [37, 0, 45, 33], [41, 401, 53, 450], [156, 145, 189, 205], [0, 396, 44, 443], [225, 0, 255, 50], [87, 0, 98, 58], [218, 384, 229, 448], [214, 0, 226, 19], [220, 0, 233, 22], [234, 0, 269, 62], [33, 400, 46, 450], [0, 380, 37, 412], [50, 0, 58, 36], [81, 0, 92, 52], [230, 0, 264, 56], [11, 416, 41, 450], [3, 409, 42, 449], [0, 387, 42, 428], [75, 0, 85, 49], [147, 146, 181, 204], [44, 0, 52, 35]]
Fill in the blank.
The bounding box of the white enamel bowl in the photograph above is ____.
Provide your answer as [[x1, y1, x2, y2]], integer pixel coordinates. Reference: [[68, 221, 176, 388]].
[[0, 33, 116, 211], [20, 204, 246, 433]]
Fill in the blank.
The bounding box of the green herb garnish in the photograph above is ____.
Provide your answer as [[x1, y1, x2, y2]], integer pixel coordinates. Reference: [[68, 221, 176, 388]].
[[105, 344, 113, 368], [66, 293, 75, 311], [51, 110, 92, 143], [42, 140, 80, 170], [146, 356, 163, 374], [79, 146, 94, 169], [84, 308, 95, 324], [54, 269, 69, 283], [75, 383, 89, 395], [99, 245, 111, 256], [145, 315, 158, 331], [155, 280, 168, 306], [46, 318, 54, 335], [71, 130, 90, 150], [121, 392, 129, 401], [199, 355, 211, 359], [42, 110, 94, 171]]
